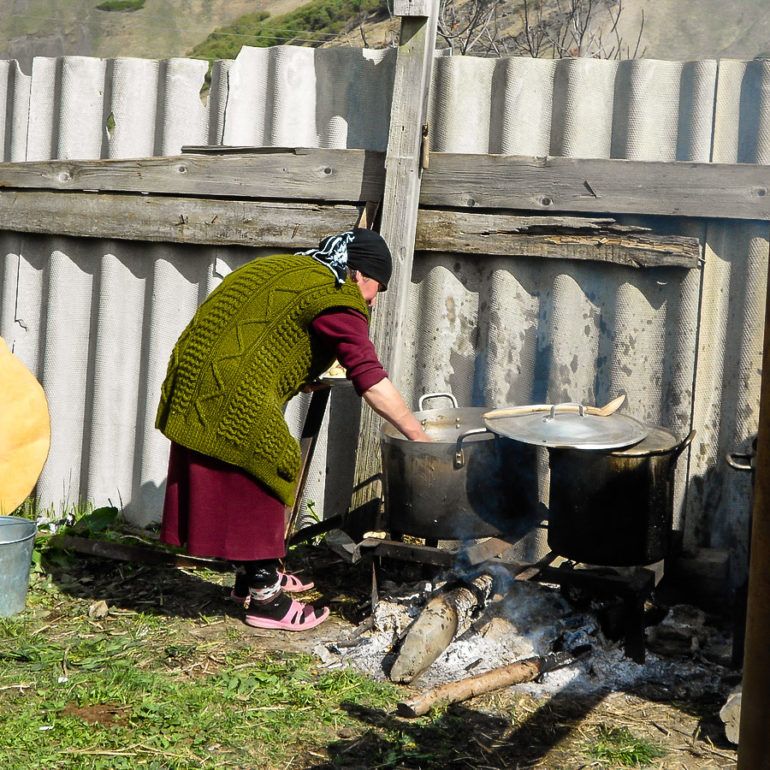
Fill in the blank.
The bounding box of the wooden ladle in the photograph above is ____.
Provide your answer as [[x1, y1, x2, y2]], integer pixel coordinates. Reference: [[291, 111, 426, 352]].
[[483, 394, 626, 421]]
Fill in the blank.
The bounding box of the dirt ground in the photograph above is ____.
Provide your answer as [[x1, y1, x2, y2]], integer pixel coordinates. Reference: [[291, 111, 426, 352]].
[[10, 542, 741, 769]]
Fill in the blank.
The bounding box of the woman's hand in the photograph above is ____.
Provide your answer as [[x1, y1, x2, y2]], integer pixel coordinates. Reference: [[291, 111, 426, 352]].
[[410, 425, 433, 442]]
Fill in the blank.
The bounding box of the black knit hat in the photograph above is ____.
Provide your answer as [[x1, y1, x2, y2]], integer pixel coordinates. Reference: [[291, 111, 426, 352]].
[[346, 228, 392, 291]]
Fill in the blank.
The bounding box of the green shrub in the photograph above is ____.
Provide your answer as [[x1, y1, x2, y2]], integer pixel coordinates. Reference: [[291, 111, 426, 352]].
[[96, 0, 146, 11], [189, 0, 386, 61]]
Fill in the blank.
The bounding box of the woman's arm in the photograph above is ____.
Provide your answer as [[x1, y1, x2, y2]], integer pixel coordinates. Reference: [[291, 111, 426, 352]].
[[310, 309, 431, 442], [362, 378, 431, 442]]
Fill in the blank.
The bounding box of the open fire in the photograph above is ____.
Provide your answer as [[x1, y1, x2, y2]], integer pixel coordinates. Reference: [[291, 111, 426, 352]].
[[314, 571, 730, 716]]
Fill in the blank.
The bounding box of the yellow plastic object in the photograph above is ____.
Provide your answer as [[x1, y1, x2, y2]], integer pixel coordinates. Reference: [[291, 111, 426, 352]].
[[0, 337, 51, 514]]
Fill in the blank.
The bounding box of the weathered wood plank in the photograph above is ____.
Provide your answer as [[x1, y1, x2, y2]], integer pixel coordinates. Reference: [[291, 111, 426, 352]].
[[394, 0, 432, 15], [422, 154, 770, 221], [1, 149, 769, 220], [416, 209, 701, 268], [0, 190, 358, 248], [353, 0, 440, 513], [0, 191, 700, 268], [0, 148, 385, 202]]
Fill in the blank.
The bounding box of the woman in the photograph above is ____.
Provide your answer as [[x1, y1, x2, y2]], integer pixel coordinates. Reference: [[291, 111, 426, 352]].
[[156, 228, 430, 631]]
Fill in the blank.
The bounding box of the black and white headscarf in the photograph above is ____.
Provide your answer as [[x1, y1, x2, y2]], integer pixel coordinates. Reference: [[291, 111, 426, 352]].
[[296, 231, 356, 287], [297, 228, 393, 291]]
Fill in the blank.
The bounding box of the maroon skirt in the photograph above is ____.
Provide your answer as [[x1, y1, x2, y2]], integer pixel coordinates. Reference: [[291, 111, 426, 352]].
[[160, 443, 286, 561]]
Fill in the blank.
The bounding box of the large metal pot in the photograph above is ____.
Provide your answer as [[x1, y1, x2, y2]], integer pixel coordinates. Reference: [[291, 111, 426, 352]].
[[380, 393, 540, 540], [546, 426, 696, 566]]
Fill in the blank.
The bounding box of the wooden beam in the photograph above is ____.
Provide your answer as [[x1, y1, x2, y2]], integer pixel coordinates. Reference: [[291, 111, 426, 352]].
[[0, 150, 769, 221], [47, 534, 230, 571], [416, 210, 701, 268], [422, 154, 770, 221], [0, 191, 701, 268], [352, 0, 440, 513], [0, 190, 358, 248], [0, 148, 385, 202]]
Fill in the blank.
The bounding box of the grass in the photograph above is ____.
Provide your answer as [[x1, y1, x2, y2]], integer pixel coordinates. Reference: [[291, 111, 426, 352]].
[[95, 0, 146, 11], [588, 725, 666, 767], [0, 571, 399, 769], [2, 501, 715, 769], [189, 0, 386, 60]]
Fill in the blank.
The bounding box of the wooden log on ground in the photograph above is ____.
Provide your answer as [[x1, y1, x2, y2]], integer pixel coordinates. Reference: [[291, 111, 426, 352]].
[[47, 534, 231, 572], [720, 687, 742, 745], [389, 574, 493, 683], [397, 656, 544, 717]]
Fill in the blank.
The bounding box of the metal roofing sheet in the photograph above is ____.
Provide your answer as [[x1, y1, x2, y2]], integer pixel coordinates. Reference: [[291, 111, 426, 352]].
[[0, 48, 766, 581]]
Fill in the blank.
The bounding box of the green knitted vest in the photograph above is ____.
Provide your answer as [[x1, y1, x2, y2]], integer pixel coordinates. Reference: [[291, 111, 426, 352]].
[[155, 254, 369, 506]]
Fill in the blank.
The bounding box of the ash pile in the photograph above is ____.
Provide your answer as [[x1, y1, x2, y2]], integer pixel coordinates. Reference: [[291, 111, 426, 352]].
[[315, 567, 732, 716]]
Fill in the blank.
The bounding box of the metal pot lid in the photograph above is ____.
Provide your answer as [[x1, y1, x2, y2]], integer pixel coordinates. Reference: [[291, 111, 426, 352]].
[[484, 403, 648, 450]]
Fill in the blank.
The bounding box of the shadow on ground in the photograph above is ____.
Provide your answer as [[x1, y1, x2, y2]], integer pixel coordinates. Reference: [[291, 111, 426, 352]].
[[309, 693, 608, 769], [43, 543, 375, 626], [308, 688, 735, 770]]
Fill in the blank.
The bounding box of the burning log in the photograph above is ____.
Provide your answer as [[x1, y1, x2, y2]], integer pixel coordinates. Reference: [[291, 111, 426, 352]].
[[389, 574, 493, 683], [397, 651, 575, 717]]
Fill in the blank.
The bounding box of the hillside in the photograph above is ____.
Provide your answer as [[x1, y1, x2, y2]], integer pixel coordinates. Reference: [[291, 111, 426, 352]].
[[3, 0, 770, 69], [190, 0, 770, 61], [609, 0, 770, 60], [0, 0, 307, 72]]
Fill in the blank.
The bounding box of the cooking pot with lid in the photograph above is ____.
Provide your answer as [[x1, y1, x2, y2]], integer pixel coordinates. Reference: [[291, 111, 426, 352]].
[[546, 426, 696, 566], [380, 393, 540, 540]]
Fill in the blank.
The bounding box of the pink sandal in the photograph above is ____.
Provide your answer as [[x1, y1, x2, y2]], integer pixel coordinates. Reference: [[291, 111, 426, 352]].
[[245, 598, 330, 631], [279, 572, 315, 592], [230, 571, 315, 604]]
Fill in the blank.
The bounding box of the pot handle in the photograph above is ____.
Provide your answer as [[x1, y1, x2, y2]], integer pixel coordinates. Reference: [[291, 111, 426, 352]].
[[672, 430, 696, 461], [454, 427, 491, 468], [418, 392, 459, 412], [546, 402, 586, 420], [726, 451, 753, 472]]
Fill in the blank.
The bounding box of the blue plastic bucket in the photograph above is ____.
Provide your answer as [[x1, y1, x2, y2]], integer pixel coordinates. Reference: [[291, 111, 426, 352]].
[[0, 516, 37, 616]]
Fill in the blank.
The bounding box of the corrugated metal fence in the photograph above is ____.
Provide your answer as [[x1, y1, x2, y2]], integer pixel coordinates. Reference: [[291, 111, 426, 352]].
[[0, 47, 767, 582]]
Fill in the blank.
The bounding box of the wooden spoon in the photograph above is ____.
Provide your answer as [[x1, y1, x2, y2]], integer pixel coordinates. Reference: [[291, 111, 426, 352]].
[[484, 394, 626, 421]]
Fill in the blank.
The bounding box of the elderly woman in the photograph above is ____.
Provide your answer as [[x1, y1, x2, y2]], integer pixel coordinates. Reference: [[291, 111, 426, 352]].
[[156, 228, 429, 631]]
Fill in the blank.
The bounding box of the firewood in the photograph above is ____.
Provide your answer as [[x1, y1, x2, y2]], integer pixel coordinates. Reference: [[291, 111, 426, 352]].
[[389, 574, 493, 683], [719, 687, 742, 745], [397, 656, 544, 717]]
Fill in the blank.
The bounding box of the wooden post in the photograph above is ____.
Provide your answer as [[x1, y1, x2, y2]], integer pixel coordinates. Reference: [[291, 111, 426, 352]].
[[350, 0, 439, 515], [737, 243, 770, 770]]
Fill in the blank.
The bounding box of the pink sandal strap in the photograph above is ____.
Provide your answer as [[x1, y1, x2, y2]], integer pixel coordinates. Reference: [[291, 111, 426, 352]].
[[230, 571, 313, 604], [245, 599, 330, 631], [280, 572, 314, 592]]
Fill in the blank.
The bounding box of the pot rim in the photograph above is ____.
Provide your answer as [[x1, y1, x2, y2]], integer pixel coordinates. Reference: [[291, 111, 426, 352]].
[[380, 405, 494, 446]]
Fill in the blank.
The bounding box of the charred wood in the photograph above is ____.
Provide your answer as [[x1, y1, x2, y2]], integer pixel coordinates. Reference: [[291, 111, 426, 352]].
[[389, 573, 493, 683], [397, 656, 543, 717]]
